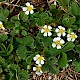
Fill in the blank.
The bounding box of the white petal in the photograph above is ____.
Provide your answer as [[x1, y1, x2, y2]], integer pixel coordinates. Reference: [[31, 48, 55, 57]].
[[62, 32, 66, 36], [72, 39, 75, 42], [67, 38, 71, 41], [52, 43, 56, 48], [71, 32, 74, 34], [48, 26, 52, 30], [60, 39, 65, 44], [44, 25, 47, 28], [22, 7, 27, 11], [41, 29, 44, 33], [36, 54, 40, 57], [2, 27, 5, 30], [41, 60, 44, 64], [67, 34, 70, 37], [36, 60, 40, 64], [53, 38, 57, 42], [38, 64, 42, 67], [55, 28, 59, 32], [33, 57, 37, 61], [36, 71, 42, 76], [42, 57, 45, 60], [57, 45, 61, 49], [54, 1, 56, 5], [43, 32, 47, 37], [57, 33, 61, 36], [30, 10, 34, 14], [75, 35, 77, 38], [33, 67, 36, 71], [58, 26, 62, 29], [48, 32, 52, 36], [25, 11, 29, 15], [0, 21, 3, 24], [26, 2, 30, 6], [57, 37, 60, 40], [30, 5, 33, 8]]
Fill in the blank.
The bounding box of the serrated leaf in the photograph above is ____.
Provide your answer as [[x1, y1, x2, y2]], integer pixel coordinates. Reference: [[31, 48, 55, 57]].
[[16, 45, 27, 59], [7, 44, 13, 55], [58, 52, 68, 68], [60, 42, 75, 52], [75, 44, 80, 53]]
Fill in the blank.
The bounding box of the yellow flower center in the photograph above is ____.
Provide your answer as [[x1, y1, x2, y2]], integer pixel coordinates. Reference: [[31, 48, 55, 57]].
[[38, 56, 43, 61], [37, 66, 41, 72], [27, 6, 33, 11], [44, 28, 50, 33], [0, 24, 3, 29], [55, 40, 61, 45], [59, 29, 64, 33], [70, 34, 75, 39]]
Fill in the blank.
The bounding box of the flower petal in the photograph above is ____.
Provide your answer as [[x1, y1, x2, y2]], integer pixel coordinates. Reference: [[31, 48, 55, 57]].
[[33, 56, 37, 61], [22, 7, 27, 11], [58, 26, 62, 29], [55, 28, 59, 32], [52, 43, 56, 48], [41, 60, 44, 64], [44, 25, 47, 28], [0, 21, 3, 24], [30, 10, 34, 14], [33, 67, 36, 71], [26, 2, 30, 6], [43, 32, 47, 37], [25, 11, 29, 15], [57, 45, 61, 49], [62, 32, 66, 36], [41, 29, 44, 33], [67, 38, 71, 41], [36, 60, 40, 64], [48, 32, 52, 36], [60, 39, 65, 44], [48, 26, 52, 30], [57, 33, 61, 36]]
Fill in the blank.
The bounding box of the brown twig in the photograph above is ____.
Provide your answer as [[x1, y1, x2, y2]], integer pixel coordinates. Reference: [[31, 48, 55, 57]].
[[10, 0, 20, 13]]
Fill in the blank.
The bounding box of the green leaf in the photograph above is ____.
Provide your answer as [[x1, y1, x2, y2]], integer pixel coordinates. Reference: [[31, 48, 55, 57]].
[[61, 42, 75, 52], [26, 54, 34, 64], [36, 18, 45, 26], [19, 70, 29, 80], [50, 4, 56, 10], [75, 44, 80, 53], [70, 2, 80, 15], [68, 16, 75, 25], [0, 34, 8, 41], [6, 21, 15, 29], [16, 36, 34, 46], [7, 44, 13, 56], [72, 61, 80, 72], [16, 45, 27, 59], [20, 12, 28, 22], [42, 37, 52, 47], [4, 9, 9, 17], [21, 30, 27, 36], [58, 52, 68, 68]]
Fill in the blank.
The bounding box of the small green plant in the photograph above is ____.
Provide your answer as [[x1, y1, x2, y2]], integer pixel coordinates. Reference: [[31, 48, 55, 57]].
[[0, 0, 80, 79]]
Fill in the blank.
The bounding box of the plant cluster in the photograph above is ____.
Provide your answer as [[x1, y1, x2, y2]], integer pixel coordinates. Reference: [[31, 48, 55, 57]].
[[0, 0, 80, 79]]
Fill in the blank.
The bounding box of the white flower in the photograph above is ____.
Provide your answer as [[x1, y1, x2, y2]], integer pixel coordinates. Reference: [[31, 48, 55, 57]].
[[33, 64, 43, 76], [41, 25, 52, 37], [54, 0, 57, 5], [67, 32, 77, 42], [0, 21, 5, 30], [55, 26, 66, 37], [52, 37, 65, 49], [22, 2, 34, 15], [33, 54, 44, 65]]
